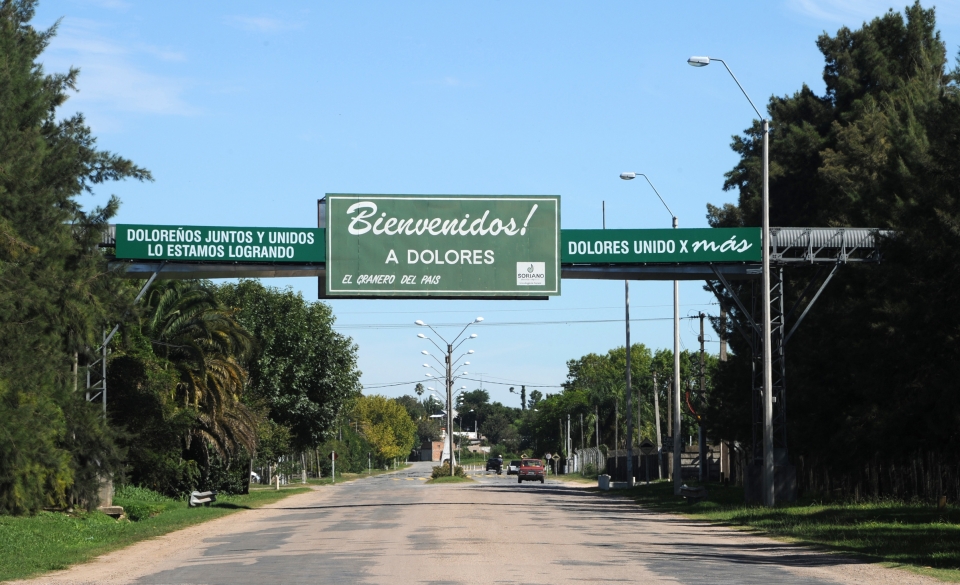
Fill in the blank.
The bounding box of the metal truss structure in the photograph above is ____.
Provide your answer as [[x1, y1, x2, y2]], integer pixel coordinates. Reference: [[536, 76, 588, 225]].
[[101, 225, 890, 469], [706, 228, 891, 471]]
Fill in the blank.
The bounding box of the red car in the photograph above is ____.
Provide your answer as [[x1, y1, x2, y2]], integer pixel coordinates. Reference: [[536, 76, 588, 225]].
[[517, 458, 545, 484]]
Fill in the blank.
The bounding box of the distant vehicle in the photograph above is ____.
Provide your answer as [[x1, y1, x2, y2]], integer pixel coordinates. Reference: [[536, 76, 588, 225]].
[[250, 471, 261, 483], [506, 460, 521, 475], [486, 457, 503, 474], [517, 459, 545, 484]]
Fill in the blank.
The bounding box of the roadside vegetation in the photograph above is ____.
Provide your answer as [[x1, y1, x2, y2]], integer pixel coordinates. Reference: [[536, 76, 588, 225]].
[[0, 485, 309, 582], [0, 9, 419, 579], [426, 476, 474, 484], [625, 481, 960, 582]]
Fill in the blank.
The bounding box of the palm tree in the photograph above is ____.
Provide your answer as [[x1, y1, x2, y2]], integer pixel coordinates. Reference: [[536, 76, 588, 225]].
[[141, 281, 257, 459]]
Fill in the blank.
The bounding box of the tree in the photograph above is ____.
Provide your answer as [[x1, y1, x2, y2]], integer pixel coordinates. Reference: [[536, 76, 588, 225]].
[[0, 0, 151, 513], [352, 395, 417, 463], [528, 390, 543, 409], [707, 2, 960, 498], [141, 281, 257, 460], [216, 281, 361, 451]]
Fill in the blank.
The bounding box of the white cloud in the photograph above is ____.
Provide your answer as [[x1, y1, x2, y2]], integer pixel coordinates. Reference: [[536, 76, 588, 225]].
[[226, 15, 300, 33], [41, 18, 198, 129], [787, 0, 960, 26]]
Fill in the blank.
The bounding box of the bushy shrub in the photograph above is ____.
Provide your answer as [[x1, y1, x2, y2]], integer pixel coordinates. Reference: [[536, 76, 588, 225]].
[[114, 485, 170, 521], [114, 485, 168, 502], [118, 501, 164, 521], [582, 463, 599, 479], [431, 462, 466, 479]]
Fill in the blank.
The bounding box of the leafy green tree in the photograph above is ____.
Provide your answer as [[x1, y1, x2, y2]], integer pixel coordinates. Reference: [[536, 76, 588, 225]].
[[216, 280, 361, 451], [0, 0, 150, 513], [106, 351, 199, 495], [353, 395, 417, 463]]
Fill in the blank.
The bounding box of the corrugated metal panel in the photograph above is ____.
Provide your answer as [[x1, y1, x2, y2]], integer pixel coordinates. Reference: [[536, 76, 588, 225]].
[[770, 227, 887, 249], [102, 224, 116, 245], [769, 227, 893, 263]]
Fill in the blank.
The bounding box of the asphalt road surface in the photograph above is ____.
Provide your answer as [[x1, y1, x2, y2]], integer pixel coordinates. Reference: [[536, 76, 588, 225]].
[[16, 461, 941, 585]]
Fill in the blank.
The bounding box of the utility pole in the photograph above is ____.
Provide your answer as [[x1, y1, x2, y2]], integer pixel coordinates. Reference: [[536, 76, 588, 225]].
[[673, 280, 682, 496], [625, 281, 634, 485], [666, 363, 674, 482], [699, 312, 707, 482], [719, 306, 728, 362], [653, 371, 662, 479], [580, 413, 584, 451], [446, 342, 455, 476], [567, 414, 572, 469], [595, 405, 600, 449], [521, 385, 526, 410]]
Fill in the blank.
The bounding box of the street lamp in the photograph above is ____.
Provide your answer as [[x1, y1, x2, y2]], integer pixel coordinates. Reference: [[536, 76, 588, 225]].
[[620, 171, 680, 494], [688, 55, 774, 507], [416, 317, 483, 476]]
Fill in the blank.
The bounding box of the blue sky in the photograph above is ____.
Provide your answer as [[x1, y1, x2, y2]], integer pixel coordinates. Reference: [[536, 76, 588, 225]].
[[35, 0, 960, 406]]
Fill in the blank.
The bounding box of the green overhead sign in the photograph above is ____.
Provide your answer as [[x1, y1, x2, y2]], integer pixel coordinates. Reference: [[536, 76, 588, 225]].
[[562, 228, 760, 264], [325, 194, 561, 297], [115, 225, 325, 262], [113, 221, 759, 290]]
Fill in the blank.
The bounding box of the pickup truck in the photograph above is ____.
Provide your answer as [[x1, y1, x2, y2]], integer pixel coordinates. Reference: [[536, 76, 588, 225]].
[[485, 458, 503, 474], [517, 458, 545, 484]]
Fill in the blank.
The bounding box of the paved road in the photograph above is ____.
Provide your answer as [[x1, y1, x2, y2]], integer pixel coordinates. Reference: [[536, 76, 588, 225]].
[[17, 462, 939, 585]]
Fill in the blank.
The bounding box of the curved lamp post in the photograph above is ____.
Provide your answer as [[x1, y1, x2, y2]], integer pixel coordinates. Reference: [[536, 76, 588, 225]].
[[619, 172, 680, 494], [688, 55, 773, 507]]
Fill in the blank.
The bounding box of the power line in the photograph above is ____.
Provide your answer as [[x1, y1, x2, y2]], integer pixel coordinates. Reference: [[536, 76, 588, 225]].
[[460, 376, 564, 388]]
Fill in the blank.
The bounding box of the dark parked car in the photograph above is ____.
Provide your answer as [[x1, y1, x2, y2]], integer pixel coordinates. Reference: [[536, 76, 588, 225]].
[[506, 460, 521, 475], [486, 457, 503, 474]]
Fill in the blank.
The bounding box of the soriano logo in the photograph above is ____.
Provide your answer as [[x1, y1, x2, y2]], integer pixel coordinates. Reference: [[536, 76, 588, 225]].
[[517, 262, 545, 286]]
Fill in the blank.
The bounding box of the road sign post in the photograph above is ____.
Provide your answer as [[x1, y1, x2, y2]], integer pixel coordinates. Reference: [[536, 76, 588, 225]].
[[639, 439, 656, 485]]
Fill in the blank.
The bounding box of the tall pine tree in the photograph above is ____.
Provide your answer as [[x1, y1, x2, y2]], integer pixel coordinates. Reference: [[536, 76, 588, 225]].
[[0, 0, 151, 513], [706, 2, 960, 499]]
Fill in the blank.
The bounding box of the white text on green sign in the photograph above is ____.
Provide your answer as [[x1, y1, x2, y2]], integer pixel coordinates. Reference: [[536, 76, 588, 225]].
[[325, 194, 560, 297]]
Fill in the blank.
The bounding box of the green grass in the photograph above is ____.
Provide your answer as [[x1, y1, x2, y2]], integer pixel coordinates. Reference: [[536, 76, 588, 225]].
[[0, 485, 308, 582], [551, 473, 599, 484], [425, 475, 475, 484], [625, 480, 960, 582]]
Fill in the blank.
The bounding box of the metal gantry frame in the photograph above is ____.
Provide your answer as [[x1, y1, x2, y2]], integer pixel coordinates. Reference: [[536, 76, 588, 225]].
[[706, 228, 891, 499], [85, 265, 164, 414], [103, 224, 889, 499]]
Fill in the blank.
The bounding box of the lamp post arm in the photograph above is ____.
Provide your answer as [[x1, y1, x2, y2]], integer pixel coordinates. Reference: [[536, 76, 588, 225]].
[[712, 58, 764, 122], [636, 173, 677, 226], [452, 322, 478, 348], [420, 336, 446, 354], [425, 354, 446, 369], [425, 324, 450, 345]]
